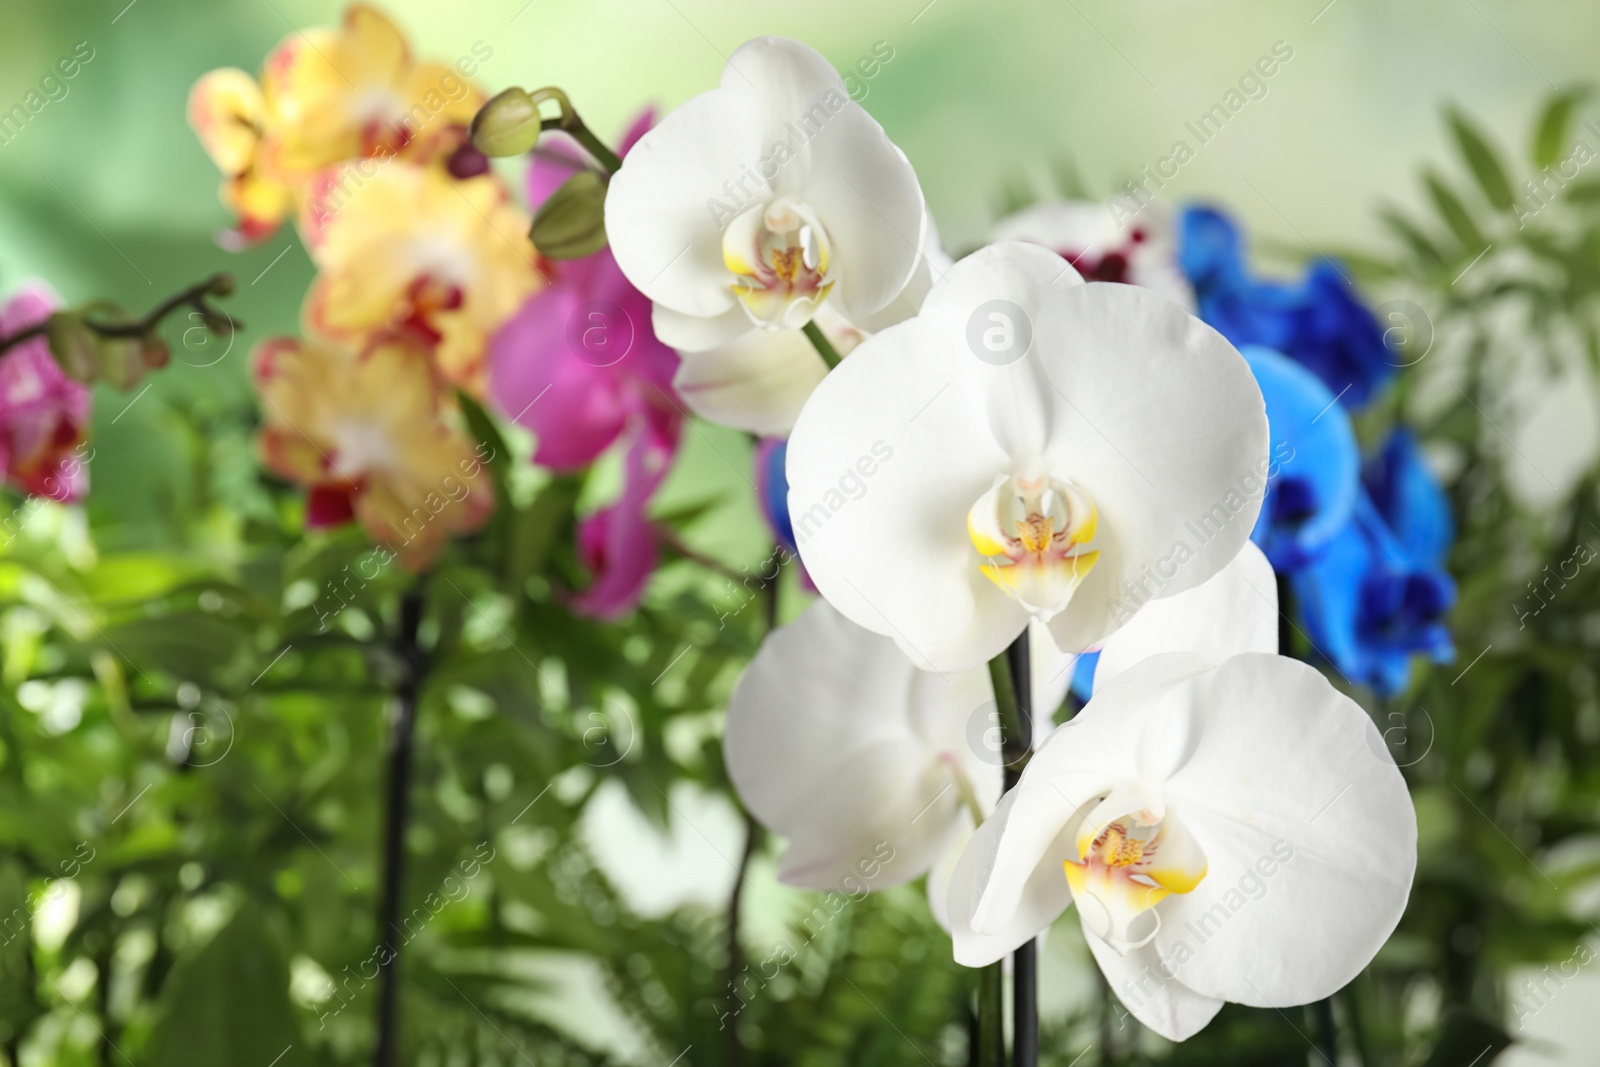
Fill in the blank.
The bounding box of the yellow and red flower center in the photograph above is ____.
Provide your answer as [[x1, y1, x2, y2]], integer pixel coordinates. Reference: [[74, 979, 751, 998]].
[[967, 469, 1100, 619], [723, 198, 836, 329], [1063, 794, 1208, 954]]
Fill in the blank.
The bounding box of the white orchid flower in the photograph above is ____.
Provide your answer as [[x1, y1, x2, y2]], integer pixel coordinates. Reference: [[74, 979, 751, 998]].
[[991, 199, 1193, 309], [724, 599, 1074, 904], [947, 543, 1417, 1041], [605, 35, 926, 362], [674, 214, 950, 435], [785, 240, 1269, 673]]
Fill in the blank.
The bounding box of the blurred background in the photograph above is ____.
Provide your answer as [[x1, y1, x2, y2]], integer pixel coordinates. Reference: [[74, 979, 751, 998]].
[[1, 1, 1598, 1064]]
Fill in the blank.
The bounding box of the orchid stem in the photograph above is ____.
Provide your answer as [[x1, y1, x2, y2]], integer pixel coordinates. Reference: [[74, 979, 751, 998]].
[[1311, 997, 1338, 1064], [374, 583, 427, 1067], [987, 633, 1038, 1067], [726, 546, 780, 1063], [802, 320, 842, 369], [532, 90, 622, 175], [0, 272, 237, 358], [977, 962, 1005, 1067]]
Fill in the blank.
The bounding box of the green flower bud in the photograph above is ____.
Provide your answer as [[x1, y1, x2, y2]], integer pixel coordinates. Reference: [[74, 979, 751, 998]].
[[531, 171, 608, 260], [45, 312, 99, 383], [471, 87, 542, 158]]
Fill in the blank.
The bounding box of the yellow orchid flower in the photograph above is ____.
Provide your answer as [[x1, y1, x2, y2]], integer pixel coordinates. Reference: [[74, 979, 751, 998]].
[[188, 3, 488, 243], [254, 333, 494, 568], [300, 162, 538, 393]]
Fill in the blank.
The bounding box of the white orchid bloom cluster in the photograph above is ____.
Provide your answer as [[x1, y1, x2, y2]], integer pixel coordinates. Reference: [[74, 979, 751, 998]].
[[606, 35, 1417, 1044]]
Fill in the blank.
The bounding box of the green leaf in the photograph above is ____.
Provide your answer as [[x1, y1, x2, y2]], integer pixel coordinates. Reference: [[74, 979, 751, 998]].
[[1419, 1006, 1511, 1067], [1567, 178, 1600, 203], [1381, 208, 1446, 270], [1425, 170, 1487, 251], [1533, 89, 1587, 170], [1449, 108, 1516, 211], [455, 389, 513, 507], [145, 904, 297, 1067]]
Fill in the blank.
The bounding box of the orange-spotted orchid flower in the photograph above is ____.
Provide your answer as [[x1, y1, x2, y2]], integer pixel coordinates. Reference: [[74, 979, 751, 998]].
[[786, 241, 1269, 673], [301, 162, 537, 393], [189, 4, 487, 245], [254, 334, 492, 567], [948, 544, 1416, 1041]]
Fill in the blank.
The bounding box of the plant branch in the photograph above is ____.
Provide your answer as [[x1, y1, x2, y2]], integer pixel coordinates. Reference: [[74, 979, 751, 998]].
[[0, 273, 236, 357], [533, 88, 622, 175], [374, 583, 427, 1067]]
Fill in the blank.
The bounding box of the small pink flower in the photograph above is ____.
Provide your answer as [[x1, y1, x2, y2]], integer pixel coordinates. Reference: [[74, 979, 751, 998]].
[[0, 284, 91, 503], [573, 423, 674, 620]]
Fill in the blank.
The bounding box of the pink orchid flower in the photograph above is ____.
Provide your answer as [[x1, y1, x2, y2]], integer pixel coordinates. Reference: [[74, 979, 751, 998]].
[[0, 285, 91, 503], [573, 421, 675, 620], [490, 110, 683, 618]]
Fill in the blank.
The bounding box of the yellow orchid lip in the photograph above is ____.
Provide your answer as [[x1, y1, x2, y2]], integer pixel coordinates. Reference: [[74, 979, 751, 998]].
[[968, 471, 1100, 619], [722, 198, 836, 328], [1062, 798, 1209, 953]]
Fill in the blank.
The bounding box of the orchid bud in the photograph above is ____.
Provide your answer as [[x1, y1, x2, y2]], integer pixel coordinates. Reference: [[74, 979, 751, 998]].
[[531, 171, 607, 259], [471, 87, 542, 157], [45, 312, 99, 382]]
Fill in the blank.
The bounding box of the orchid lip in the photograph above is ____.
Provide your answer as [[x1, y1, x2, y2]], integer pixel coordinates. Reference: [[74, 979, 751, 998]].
[[723, 198, 836, 329], [968, 469, 1101, 619], [1063, 791, 1208, 954]]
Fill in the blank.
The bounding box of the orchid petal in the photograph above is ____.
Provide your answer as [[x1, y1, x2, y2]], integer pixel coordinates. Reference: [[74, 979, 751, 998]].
[[725, 600, 996, 892], [1093, 541, 1278, 690]]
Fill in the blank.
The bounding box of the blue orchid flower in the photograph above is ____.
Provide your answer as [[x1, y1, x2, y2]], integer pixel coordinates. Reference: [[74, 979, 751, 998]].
[[754, 437, 817, 591], [1291, 432, 1456, 696], [1243, 346, 1361, 571], [755, 437, 798, 556], [1179, 206, 1395, 408]]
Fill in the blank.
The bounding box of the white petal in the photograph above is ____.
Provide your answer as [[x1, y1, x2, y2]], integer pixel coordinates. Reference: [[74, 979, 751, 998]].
[[605, 88, 763, 318], [992, 199, 1193, 309], [842, 211, 950, 336], [992, 200, 1122, 253], [1027, 619, 1077, 742], [1093, 541, 1278, 689], [725, 600, 989, 891], [652, 301, 753, 353], [786, 309, 1026, 673], [722, 36, 848, 152], [1034, 280, 1268, 652], [948, 789, 1076, 967], [799, 105, 926, 319], [1083, 932, 1224, 1042], [673, 327, 828, 435], [788, 241, 1266, 673], [926, 817, 974, 933], [1148, 654, 1417, 1008]]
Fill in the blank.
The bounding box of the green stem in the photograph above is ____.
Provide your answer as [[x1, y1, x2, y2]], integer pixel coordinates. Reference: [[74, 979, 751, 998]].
[[986, 652, 1029, 779], [802, 320, 842, 369], [567, 120, 622, 175], [0, 273, 236, 357], [531, 88, 622, 175], [977, 961, 1005, 1067]]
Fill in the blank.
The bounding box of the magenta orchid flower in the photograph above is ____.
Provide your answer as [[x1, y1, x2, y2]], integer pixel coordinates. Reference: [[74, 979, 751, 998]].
[[490, 111, 683, 618], [0, 284, 91, 503], [573, 422, 675, 620], [489, 110, 680, 470]]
